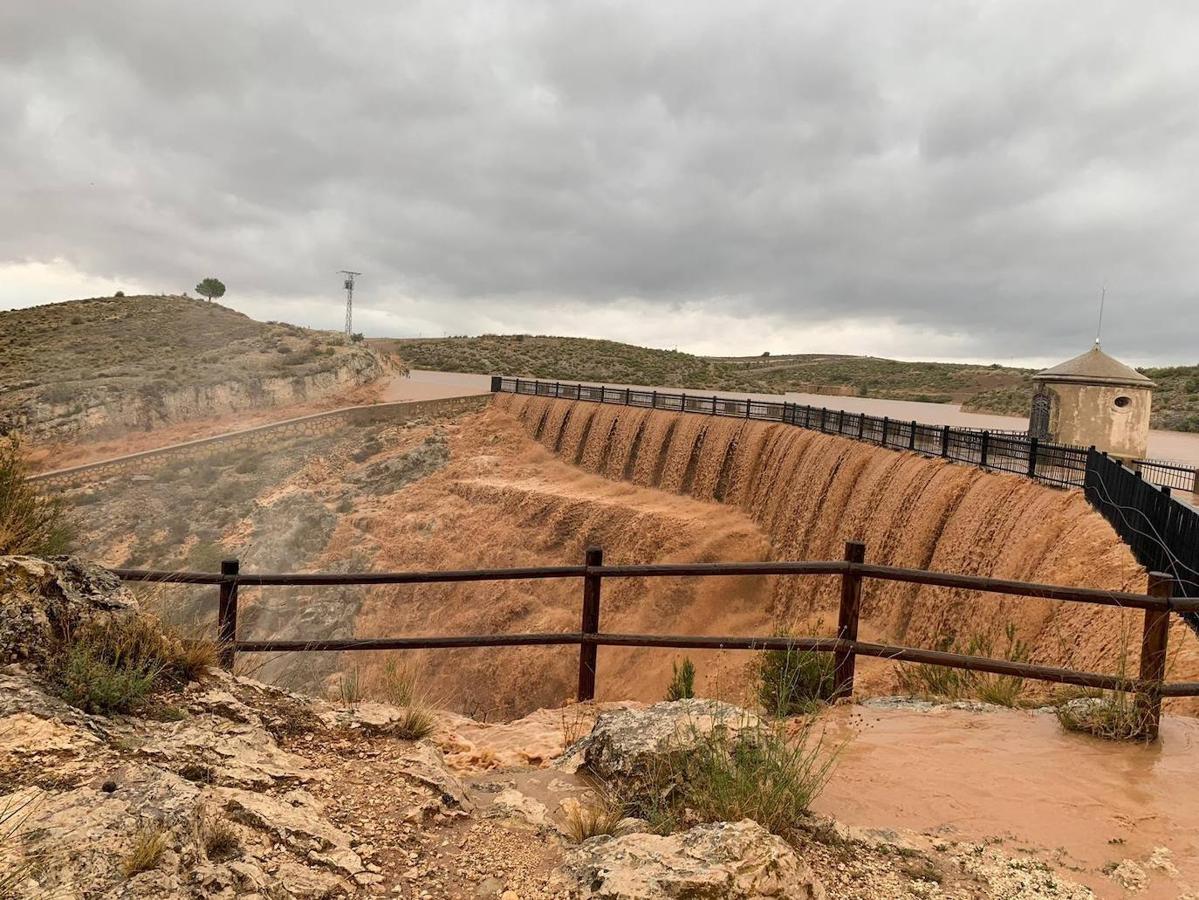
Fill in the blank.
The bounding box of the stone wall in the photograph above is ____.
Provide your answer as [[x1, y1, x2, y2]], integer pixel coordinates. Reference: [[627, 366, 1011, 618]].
[[30, 394, 492, 490]]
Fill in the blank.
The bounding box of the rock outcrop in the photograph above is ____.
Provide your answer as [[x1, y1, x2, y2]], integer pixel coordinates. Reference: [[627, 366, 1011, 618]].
[[0, 556, 133, 662], [561, 699, 761, 780], [562, 820, 825, 899]]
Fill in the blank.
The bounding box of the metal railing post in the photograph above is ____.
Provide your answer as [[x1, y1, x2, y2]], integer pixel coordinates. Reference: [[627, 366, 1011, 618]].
[[651, 390, 658, 409], [577, 547, 603, 702], [217, 559, 240, 670], [1137, 573, 1172, 740], [1028, 437, 1038, 478], [832, 541, 866, 699], [980, 431, 990, 468], [909, 420, 917, 451], [941, 425, 951, 458], [490, 375, 502, 392], [881, 417, 889, 447]]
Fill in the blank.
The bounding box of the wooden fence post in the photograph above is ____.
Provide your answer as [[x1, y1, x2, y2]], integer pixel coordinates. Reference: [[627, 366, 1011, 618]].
[[833, 541, 866, 699], [1137, 572, 1172, 740], [217, 559, 240, 671], [577, 547, 603, 702]]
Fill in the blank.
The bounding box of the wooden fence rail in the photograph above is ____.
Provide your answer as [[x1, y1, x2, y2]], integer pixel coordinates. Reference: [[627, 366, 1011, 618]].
[[114, 542, 1199, 741]]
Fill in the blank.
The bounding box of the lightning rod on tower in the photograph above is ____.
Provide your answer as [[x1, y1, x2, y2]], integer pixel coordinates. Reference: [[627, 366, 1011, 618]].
[[339, 270, 361, 339]]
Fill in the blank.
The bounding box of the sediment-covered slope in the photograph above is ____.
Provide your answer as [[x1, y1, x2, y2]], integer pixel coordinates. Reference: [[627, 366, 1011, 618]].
[[494, 395, 1198, 699]]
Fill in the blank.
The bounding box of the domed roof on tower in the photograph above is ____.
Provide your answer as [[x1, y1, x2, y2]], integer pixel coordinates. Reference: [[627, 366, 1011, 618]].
[[1035, 343, 1156, 389]]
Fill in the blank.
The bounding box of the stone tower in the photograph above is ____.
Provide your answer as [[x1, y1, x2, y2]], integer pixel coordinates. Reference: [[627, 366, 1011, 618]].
[[1029, 343, 1155, 461]]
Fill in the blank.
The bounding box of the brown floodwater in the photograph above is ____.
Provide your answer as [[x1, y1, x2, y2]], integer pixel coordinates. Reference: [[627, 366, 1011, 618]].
[[816, 703, 1199, 898]]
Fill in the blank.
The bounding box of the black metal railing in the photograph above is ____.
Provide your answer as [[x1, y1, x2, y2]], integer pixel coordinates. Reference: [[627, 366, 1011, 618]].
[[1086, 450, 1199, 625], [1132, 457, 1199, 495], [492, 376, 1090, 489], [492, 376, 1199, 626]]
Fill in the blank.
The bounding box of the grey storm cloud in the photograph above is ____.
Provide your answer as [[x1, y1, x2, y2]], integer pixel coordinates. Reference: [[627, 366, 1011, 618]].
[[2, 0, 1198, 363]]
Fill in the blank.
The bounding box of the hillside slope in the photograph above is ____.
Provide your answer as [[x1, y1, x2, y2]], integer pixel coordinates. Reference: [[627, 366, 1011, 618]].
[[390, 334, 1199, 430], [1, 295, 386, 443]]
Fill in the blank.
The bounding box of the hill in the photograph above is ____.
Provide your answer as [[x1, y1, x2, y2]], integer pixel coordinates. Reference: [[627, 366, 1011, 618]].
[[1, 294, 386, 443], [388, 334, 1199, 431]]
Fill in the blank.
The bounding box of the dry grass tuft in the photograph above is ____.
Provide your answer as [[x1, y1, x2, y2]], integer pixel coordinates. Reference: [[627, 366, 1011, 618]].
[[559, 702, 595, 748], [563, 793, 629, 843], [120, 824, 169, 878], [1, 790, 39, 899], [392, 705, 437, 741], [200, 816, 242, 861]]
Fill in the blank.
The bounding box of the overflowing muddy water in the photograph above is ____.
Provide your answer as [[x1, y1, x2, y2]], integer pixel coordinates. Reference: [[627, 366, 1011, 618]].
[[494, 395, 1199, 707], [818, 703, 1199, 899]]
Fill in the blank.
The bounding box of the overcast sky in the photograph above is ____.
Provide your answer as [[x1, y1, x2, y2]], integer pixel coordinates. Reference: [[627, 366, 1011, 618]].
[[2, 2, 1198, 366]]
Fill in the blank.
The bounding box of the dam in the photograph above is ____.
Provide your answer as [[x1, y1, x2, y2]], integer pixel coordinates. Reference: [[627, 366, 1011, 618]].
[[486, 393, 1198, 709]]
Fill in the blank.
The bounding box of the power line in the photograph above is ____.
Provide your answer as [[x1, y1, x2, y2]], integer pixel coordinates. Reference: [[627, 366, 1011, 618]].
[[339, 270, 361, 338]]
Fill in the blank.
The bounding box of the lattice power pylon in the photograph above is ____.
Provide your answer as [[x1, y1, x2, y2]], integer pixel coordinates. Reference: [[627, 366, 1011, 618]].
[[339, 270, 361, 338]]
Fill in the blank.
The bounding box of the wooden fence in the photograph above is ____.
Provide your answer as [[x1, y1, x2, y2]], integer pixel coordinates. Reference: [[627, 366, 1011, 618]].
[[114, 542, 1199, 741]]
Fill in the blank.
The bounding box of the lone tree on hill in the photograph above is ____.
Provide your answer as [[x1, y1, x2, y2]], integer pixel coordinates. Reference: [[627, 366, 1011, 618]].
[[195, 277, 226, 302]]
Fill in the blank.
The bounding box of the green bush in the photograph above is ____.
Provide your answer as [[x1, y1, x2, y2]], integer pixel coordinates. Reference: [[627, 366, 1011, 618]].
[[53, 614, 217, 715], [58, 644, 159, 714], [757, 644, 836, 717], [666, 657, 696, 701]]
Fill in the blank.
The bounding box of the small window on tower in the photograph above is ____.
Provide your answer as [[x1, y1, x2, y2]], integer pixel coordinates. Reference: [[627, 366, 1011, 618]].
[[1114, 396, 1132, 409]]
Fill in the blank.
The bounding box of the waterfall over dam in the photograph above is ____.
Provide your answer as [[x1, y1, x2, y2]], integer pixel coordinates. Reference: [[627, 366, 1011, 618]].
[[494, 394, 1197, 693]]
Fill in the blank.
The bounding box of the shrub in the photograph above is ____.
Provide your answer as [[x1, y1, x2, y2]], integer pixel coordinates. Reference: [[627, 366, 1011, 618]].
[[114, 290, 125, 297], [58, 644, 160, 714], [895, 624, 1030, 707], [666, 657, 696, 701], [1054, 691, 1154, 741], [614, 716, 837, 839], [757, 643, 836, 717], [121, 824, 169, 877], [0, 434, 74, 556], [53, 614, 217, 715]]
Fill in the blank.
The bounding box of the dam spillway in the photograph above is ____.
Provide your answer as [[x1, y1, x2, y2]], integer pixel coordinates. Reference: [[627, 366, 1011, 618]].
[[493, 394, 1190, 688]]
